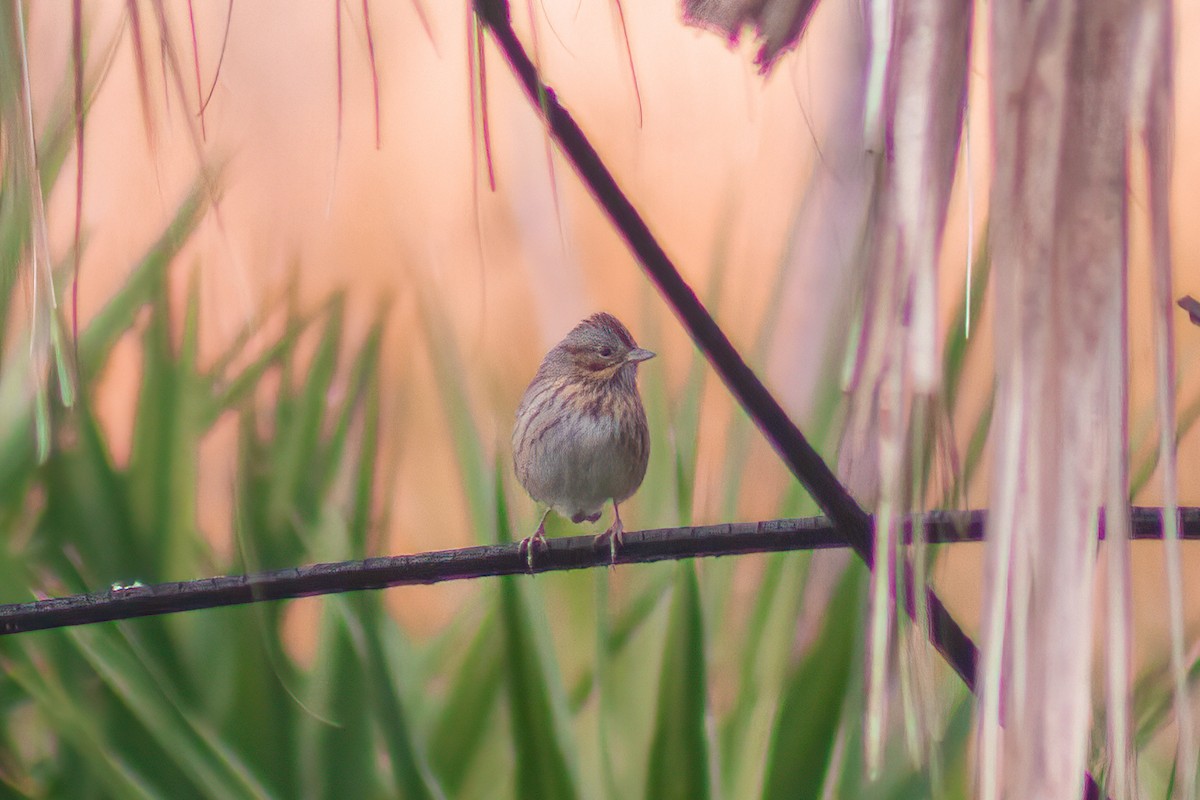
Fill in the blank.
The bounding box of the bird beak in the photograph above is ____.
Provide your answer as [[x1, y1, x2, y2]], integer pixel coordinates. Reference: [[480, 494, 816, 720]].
[[626, 348, 655, 363]]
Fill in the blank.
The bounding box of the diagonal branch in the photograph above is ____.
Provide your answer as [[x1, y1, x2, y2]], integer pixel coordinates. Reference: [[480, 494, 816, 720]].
[[0, 507, 1193, 636], [471, 0, 979, 683]]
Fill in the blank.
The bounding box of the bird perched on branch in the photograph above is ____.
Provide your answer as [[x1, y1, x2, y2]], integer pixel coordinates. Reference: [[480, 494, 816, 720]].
[[512, 312, 654, 567]]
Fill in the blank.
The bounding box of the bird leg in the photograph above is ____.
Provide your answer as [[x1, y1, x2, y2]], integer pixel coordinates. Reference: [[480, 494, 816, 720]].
[[519, 508, 552, 571], [594, 501, 625, 565]]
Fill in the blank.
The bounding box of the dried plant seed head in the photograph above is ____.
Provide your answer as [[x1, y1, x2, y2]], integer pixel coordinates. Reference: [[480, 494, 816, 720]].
[[1178, 295, 1200, 327]]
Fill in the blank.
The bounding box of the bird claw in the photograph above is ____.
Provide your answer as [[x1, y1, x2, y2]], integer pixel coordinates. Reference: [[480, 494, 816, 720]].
[[594, 519, 625, 567], [518, 529, 547, 572]]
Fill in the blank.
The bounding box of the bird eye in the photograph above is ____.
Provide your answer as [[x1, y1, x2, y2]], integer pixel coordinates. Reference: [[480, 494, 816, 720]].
[[599, 346, 613, 358]]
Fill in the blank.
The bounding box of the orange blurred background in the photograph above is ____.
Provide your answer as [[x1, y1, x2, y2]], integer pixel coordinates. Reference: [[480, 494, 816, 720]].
[[18, 0, 1200, 659]]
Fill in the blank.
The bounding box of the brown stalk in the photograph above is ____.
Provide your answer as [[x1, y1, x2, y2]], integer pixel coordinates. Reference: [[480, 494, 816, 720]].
[[124, 0, 157, 148], [362, 0, 381, 148], [199, 0, 234, 114], [185, 0, 206, 140]]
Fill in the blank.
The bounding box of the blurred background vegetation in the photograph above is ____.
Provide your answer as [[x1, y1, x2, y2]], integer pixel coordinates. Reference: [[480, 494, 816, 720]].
[[0, 1, 1198, 798]]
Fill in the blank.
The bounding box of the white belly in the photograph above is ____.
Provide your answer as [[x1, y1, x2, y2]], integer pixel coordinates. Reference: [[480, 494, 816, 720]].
[[522, 414, 643, 521]]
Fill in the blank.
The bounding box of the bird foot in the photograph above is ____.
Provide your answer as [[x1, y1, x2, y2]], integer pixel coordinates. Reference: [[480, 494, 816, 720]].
[[518, 527, 547, 572], [593, 519, 625, 566]]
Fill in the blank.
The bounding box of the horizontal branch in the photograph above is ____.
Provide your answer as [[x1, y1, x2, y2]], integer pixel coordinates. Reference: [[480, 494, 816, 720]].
[[473, 0, 873, 553], [0, 507, 1193, 636]]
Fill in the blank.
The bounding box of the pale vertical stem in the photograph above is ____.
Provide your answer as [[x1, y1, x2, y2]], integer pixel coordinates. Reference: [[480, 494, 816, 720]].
[[982, 1, 1133, 796], [71, 0, 84, 352], [863, 0, 894, 146], [859, 0, 968, 774], [13, 0, 55, 325], [1104, 284, 1134, 798], [593, 572, 620, 800], [866, 362, 902, 777], [899, 403, 930, 768], [964, 114, 973, 340], [12, 0, 55, 460], [976, 389, 1022, 800], [1133, 2, 1193, 796]]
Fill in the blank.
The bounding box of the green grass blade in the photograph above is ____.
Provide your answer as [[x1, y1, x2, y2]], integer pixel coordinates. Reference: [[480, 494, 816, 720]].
[[644, 561, 714, 800], [199, 605, 299, 796], [429, 611, 504, 794], [958, 390, 993, 504], [2, 651, 160, 799], [1131, 647, 1200, 748], [268, 294, 343, 531], [346, 594, 447, 800], [417, 290, 493, 541], [719, 552, 811, 798], [202, 307, 314, 426], [205, 279, 304, 380], [762, 562, 865, 800], [568, 569, 672, 711], [299, 600, 380, 800], [879, 694, 972, 800], [78, 184, 207, 379], [126, 272, 200, 579], [66, 624, 275, 799], [1130, 383, 1200, 497], [319, 313, 384, 527], [0, 25, 110, 358], [942, 228, 991, 414], [348, 325, 383, 556], [36, 394, 142, 584], [496, 475, 580, 800]]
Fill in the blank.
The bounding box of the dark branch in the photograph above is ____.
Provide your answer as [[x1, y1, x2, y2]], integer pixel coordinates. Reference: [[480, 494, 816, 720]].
[[471, 0, 991, 698], [1, 507, 1194, 636], [475, 0, 870, 554]]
